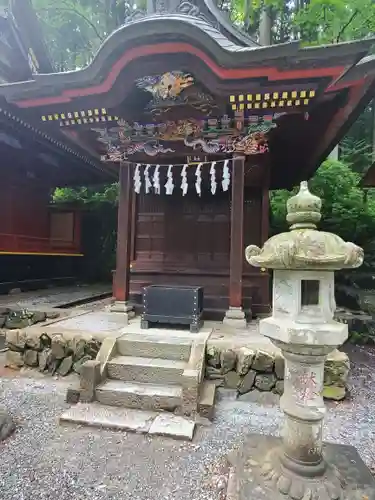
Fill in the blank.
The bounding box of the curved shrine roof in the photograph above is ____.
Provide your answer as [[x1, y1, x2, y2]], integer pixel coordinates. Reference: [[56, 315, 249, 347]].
[[0, 9, 374, 189]]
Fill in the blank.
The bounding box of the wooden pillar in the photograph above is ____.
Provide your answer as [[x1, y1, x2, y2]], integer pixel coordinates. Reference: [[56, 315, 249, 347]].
[[223, 155, 247, 328], [112, 162, 134, 315]]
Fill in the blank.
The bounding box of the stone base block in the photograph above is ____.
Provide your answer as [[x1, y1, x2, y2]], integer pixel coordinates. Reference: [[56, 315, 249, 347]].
[[223, 307, 247, 329], [226, 434, 375, 500], [109, 301, 135, 320]]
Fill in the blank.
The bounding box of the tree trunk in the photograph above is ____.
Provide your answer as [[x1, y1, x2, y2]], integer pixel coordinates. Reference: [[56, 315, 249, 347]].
[[259, 7, 272, 45]]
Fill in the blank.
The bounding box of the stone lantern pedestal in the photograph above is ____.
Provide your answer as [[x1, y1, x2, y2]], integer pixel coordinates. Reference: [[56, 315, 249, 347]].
[[226, 182, 375, 500]]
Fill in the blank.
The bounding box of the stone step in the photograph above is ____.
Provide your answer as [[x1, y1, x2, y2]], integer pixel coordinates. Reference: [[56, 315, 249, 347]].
[[198, 381, 216, 421], [117, 334, 192, 361], [60, 403, 195, 440], [107, 355, 186, 385], [96, 379, 182, 412]]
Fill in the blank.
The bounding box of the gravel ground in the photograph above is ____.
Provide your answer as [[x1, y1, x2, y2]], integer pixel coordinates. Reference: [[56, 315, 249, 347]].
[[0, 346, 374, 500]]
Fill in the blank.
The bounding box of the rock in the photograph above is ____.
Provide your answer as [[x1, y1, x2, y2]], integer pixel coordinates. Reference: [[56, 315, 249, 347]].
[[23, 349, 38, 367], [358, 291, 375, 316], [38, 348, 53, 372], [205, 366, 224, 380], [73, 355, 91, 375], [5, 351, 24, 369], [25, 334, 42, 351], [48, 358, 61, 375], [51, 335, 67, 359], [322, 385, 346, 401], [85, 339, 101, 359], [66, 388, 80, 404], [224, 371, 241, 389], [236, 347, 255, 375], [238, 390, 279, 405], [0, 317, 5, 328], [254, 373, 276, 391], [0, 306, 10, 316], [324, 350, 350, 387], [71, 337, 87, 361], [238, 370, 256, 394], [45, 311, 60, 319], [31, 311, 47, 324], [40, 333, 52, 348], [206, 346, 220, 368], [5, 311, 31, 329], [220, 349, 237, 374], [58, 356, 74, 376], [252, 350, 275, 373], [0, 408, 15, 441], [5, 329, 27, 352], [273, 380, 284, 395], [274, 353, 285, 379]]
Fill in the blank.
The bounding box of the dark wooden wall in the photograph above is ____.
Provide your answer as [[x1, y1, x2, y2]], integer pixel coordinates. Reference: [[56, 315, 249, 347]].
[[129, 185, 269, 318], [0, 173, 82, 255]]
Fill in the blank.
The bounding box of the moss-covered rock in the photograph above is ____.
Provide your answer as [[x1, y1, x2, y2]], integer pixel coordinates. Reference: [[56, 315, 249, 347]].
[[322, 386, 346, 401], [236, 347, 255, 376], [252, 350, 275, 373], [254, 373, 276, 391], [325, 350, 350, 387]]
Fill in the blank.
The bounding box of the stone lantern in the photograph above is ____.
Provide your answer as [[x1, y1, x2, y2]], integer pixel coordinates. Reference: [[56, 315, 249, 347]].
[[227, 182, 375, 499]]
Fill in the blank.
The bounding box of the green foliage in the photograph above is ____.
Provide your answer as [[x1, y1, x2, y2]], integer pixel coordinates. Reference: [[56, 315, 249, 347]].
[[53, 183, 119, 205], [228, 0, 375, 45], [31, 0, 145, 70], [270, 159, 375, 247]]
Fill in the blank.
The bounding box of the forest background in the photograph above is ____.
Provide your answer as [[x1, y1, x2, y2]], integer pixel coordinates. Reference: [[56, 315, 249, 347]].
[[3, 0, 375, 280]]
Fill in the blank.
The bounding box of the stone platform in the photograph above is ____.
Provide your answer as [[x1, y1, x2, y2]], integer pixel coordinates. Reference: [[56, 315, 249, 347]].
[[226, 434, 375, 500], [0, 284, 111, 311], [60, 403, 196, 440]]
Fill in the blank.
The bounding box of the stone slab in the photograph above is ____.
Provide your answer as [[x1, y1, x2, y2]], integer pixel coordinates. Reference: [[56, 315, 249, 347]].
[[226, 434, 375, 500], [60, 403, 196, 440], [120, 318, 213, 338], [0, 285, 111, 310], [97, 379, 182, 398], [117, 333, 192, 361], [60, 403, 155, 433], [95, 380, 182, 411], [107, 355, 186, 384], [148, 413, 195, 440], [48, 312, 128, 334]]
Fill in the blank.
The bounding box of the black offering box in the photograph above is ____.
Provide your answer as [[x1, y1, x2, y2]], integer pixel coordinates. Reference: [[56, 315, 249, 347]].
[[141, 285, 204, 332]]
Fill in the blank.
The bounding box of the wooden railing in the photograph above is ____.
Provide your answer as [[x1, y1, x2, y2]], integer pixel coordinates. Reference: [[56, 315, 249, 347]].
[[0, 233, 82, 255]]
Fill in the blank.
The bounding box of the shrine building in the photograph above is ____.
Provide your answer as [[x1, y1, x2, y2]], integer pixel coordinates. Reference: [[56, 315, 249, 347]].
[[1, 0, 375, 321]]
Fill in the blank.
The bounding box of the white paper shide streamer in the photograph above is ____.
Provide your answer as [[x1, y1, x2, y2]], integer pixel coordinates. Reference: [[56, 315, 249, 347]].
[[210, 161, 217, 195], [133, 163, 142, 194], [195, 163, 203, 196], [222, 159, 230, 192], [153, 164, 160, 194], [165, 165, 174, 195], [181, 164, 188, 196], [144, 164, 152, 194]]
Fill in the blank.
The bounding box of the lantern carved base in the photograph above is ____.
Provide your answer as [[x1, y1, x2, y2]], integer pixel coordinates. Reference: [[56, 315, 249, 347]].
[[227, 435, 375, 500]]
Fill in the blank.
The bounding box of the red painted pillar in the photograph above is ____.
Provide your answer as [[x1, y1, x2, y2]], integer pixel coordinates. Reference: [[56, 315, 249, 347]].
[[223, 155, 247, 328], [112, 162, 134, 315]]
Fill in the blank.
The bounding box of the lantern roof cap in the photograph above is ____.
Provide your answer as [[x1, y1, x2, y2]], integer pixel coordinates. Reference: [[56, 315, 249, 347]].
[[245, 182, 364, 271]]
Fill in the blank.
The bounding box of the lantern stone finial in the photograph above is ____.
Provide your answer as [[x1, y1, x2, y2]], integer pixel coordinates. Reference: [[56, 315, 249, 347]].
[[286, 181, 322, 230]]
